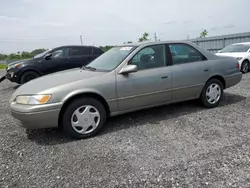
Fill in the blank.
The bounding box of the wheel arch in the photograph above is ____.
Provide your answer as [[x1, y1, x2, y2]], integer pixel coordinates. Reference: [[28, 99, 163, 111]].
[[206, 75, 226, 89], [18, 68, 42, 83], [58, 92, 111, 128], [199, 75, 226, 97]]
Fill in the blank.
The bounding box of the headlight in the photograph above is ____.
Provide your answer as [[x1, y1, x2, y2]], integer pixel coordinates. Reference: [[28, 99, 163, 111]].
[[236, 57, 243, 61], [8, 63, 21, 70], [15, 95, 51, 105]]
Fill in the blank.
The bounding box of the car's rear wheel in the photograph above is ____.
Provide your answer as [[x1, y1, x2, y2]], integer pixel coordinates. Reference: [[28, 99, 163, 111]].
[[241, 60, 249, 74], [200, 79, 223, 108], [61, 97, 106, 139], [20, 71, 40, 84]]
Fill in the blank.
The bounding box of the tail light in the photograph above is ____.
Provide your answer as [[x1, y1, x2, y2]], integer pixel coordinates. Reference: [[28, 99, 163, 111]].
[[236, 63, 240, 69]]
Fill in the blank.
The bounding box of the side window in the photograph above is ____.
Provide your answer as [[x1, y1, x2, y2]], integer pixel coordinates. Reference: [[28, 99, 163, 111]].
[[169, 44, 206, 65], [51, 48, 67, 59], [70, 47, 92, 56], [130, 44, 166, 70], [93, 48, 104, 55]]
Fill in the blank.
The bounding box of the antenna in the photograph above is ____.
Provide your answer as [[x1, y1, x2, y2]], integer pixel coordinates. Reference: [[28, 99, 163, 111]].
[[80, 35, 83, 45]]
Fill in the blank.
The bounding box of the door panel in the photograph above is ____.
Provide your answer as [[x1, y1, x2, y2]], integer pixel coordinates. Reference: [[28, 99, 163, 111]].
[[67, 47, 94, 69], [116, 67, 172, 111], [171, 61, 209, 101], [116, 44, 173, 112], [168, 43, 210, 101], [40, 47, 69, 74]]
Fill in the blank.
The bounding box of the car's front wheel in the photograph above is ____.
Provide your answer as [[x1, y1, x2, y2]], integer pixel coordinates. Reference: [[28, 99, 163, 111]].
[[61, 97, 107, 139], [20, 71, 40, 84], [200, 79, 223, 108]]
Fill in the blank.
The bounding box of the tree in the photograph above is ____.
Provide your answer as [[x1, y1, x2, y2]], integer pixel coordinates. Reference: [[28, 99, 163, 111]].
[[30, 49, 47, 56], [200, 29, 208, 38], [138, 32, 150, 42], [99, 45, 114, 52]]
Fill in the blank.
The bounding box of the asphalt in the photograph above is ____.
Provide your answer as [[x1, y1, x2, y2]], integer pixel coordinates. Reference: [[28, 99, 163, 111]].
[[1, 70, 250, 187]]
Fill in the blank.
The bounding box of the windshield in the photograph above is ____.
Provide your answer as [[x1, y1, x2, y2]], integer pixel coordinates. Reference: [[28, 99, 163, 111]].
[[86, 46, 136, 71], [220, 44, 250, 53], [33, 49, 51, 59]]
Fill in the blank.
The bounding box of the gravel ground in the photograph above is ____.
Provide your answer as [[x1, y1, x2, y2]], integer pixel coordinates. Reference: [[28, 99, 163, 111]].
[[1, 70, 250, 188]]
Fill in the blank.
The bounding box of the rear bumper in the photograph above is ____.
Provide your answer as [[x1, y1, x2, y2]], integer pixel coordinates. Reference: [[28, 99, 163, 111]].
[[10, 102, 63, 129], [225, 72, 242, 89]]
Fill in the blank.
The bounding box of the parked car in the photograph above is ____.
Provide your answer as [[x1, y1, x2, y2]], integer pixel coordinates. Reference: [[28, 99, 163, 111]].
[[5, 45, 104, 84], [10, 41, 242, 139], [216, 42, 250, 73]]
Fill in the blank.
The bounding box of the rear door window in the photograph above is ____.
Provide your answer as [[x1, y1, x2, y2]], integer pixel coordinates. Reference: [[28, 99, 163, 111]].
[[169, 43, 206, 65], [69, 47, 92, 56], [93, 48, 104, 56]]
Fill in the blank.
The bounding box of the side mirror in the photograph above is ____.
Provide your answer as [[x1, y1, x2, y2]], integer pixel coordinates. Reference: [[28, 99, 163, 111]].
[[120, 64, 138, 74], [44, 53, 52, 60]]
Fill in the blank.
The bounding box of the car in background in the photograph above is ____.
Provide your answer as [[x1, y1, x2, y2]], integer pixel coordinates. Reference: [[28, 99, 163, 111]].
[[5, 45, 104, 84], [10, 41, 242, 139], [216, 42, 250, 73]]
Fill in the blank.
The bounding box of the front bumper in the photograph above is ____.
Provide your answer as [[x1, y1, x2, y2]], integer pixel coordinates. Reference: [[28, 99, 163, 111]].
[[5, 68, 21, 83], [10, 102, 63, 129]]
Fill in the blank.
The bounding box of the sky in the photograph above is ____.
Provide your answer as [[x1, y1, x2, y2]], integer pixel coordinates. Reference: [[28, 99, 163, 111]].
[[0, 0, 249, 54]]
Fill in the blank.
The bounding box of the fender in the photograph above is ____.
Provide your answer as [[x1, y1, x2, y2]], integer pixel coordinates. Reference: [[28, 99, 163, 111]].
[[62, 88, 108, 104]]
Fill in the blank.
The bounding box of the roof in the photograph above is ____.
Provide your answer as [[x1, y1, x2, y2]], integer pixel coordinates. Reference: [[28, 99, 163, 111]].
[[120, 40, 194, 47], [55, 45, 101, 49], [232, 42, 250, 45]]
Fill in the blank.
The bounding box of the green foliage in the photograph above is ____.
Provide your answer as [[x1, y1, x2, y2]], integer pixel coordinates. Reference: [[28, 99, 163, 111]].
[[99, 45, 114, 52], [0, 64, 7, 69], [0, 49, 47, 60], [138, 32, 150, 42], [200, 29, 208, 38]]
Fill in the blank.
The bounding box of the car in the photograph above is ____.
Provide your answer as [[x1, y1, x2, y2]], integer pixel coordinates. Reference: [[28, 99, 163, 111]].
[[5, 45, 104, 84], [10, 41, 242, 139], [216, 42, 250, 73]]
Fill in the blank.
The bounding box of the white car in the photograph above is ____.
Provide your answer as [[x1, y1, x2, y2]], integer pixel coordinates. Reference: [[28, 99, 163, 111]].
[[216, 42, 250, 73]]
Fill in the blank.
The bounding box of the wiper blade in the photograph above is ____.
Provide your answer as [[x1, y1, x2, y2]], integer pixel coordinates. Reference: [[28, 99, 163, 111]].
[[82, 66, 96, 71]]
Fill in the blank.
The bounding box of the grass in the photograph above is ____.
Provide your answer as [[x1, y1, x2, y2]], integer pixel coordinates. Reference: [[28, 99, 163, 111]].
[[0, 64, 7, 69]]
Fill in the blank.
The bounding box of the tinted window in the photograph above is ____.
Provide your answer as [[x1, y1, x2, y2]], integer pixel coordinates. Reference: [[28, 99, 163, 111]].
[[50, 48, 68, 59], [70, 47, 92, 56], [93, 48, 104, 55], [130, 44, 166, 70], [169, 44, 205, 65]]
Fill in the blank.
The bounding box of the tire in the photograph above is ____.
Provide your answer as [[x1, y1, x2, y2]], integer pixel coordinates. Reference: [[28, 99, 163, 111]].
[[200, 79, 223, 108], [241, 60, 249, 74], [20, 71, 40, 84], [61, 97, 107, 139]]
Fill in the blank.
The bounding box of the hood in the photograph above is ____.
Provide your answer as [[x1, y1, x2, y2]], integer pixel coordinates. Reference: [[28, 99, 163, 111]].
[[215, 52, 247, 58], [8, 59, 31, 66], [13, 68, 106, 95]]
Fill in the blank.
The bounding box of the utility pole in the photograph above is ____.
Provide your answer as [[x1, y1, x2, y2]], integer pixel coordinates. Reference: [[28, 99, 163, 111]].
[[154, 32, 158, 41], [80, 35, 83, 45]]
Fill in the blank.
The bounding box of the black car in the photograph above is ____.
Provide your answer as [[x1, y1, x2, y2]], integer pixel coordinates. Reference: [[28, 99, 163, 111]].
[[5, 45, 104, 84]]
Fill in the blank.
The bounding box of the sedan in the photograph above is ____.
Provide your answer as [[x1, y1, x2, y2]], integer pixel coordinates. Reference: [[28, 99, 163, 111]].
[[216, 42, 250, 73], [10, 41, 242, 139]]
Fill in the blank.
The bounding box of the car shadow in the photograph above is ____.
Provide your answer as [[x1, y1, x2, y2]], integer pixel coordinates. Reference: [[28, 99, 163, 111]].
[[0, 83, 20, 91], [26, 92, 246, 146]]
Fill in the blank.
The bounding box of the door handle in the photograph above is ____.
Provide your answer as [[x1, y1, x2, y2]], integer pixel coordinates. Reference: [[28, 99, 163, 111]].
[[204, 69, 209, 72], [161, 76, 168, 79]]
